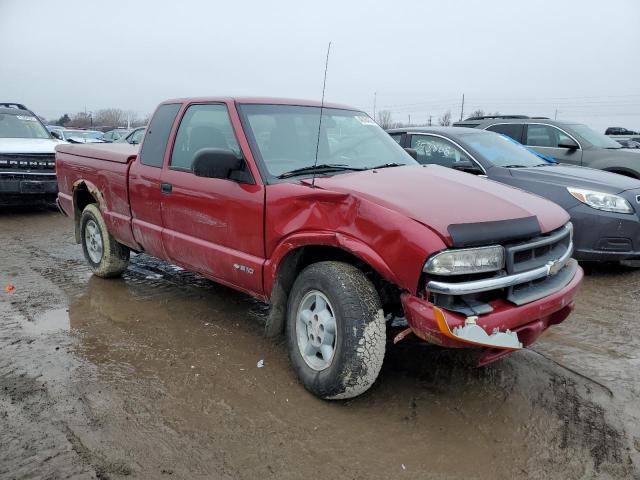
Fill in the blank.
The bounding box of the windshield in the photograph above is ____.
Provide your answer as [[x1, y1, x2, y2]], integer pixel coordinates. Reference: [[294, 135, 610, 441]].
[[239, 105, 416, 178], [63, 130, 103, 140], [0, 113, 50, 139], [568, 124, 622, 149], [464, 132, 549, 167]]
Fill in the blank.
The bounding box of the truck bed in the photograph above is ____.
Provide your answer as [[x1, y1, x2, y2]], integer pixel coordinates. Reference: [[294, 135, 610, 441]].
[[56, 143, 140, 250], [55, 143, 138, 163]]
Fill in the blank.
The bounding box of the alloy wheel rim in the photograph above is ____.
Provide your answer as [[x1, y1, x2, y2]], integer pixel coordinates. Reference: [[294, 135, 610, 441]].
[[85, 219, 104, 264], [296, 290, 337, 371]]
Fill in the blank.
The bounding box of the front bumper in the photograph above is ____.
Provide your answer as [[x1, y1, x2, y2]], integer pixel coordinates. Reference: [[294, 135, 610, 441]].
[[0, 172, 57, 196], [569, 203, 640, 261], [401, 263, 583, 365]]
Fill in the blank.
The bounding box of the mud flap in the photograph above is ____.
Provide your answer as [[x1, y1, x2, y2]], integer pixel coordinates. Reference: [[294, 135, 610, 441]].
[[434, 306, 522, 350]]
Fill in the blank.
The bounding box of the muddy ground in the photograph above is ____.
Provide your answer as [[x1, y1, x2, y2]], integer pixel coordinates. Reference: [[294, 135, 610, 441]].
[[1, 208, 639, 480]]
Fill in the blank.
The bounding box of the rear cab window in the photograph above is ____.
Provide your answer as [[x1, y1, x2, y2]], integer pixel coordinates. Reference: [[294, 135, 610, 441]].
[[139, 103, 181, 167]]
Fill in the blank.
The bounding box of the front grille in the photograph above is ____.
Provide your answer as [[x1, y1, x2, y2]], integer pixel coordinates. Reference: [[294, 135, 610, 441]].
[[505, 223, 572, 274], [0, 153, 56, 171], [427, 223, 574, 315]]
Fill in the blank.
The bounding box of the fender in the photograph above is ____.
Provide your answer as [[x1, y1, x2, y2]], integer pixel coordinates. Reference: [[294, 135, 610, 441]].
[[72, 178, 107, 212], [263, 230, 401, 298]]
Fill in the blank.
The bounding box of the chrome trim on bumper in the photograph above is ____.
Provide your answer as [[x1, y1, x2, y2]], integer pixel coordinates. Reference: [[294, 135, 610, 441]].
[[427, 242, 574, 295]]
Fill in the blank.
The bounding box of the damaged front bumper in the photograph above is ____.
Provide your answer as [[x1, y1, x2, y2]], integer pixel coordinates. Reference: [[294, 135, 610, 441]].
[[400, 263, 583, 365]]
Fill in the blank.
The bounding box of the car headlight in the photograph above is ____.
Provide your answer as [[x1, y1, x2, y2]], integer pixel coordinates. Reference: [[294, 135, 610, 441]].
[[567, 187, 633, 214], [424, 245, 505, 276]]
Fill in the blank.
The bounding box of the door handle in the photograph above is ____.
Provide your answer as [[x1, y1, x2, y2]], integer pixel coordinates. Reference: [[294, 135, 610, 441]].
[[160, 182, 172, 194]]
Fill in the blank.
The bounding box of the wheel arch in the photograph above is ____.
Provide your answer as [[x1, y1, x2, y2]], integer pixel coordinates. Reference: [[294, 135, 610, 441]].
[[72, 180, 104, 243], [264, 232, 403, 337]]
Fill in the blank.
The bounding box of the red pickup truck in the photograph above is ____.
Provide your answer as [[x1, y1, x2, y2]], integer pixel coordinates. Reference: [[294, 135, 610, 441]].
[[56, 97, 583, 399]]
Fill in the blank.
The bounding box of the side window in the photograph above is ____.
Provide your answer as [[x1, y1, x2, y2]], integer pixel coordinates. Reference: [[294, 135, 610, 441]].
[[170, 104, 241, 170], [139, 103, 181, 167], [410, 135, 472, 168], [486, 123, 524, 142], [389, 133, 403, 144], [525, 124, 574, 148]]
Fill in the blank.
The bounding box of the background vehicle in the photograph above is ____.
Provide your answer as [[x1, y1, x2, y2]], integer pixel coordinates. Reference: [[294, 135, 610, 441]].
[[0, 102, 61, 206], [55, 97, 582, 399], [102, 128, 130, 142], [453, 115, 640, 178], [389, 127, 640, 262], [616, 139, 640, 149], [116, 126, 146, 145], [53, 129, 105, 143], [606, 127, 638, 136]]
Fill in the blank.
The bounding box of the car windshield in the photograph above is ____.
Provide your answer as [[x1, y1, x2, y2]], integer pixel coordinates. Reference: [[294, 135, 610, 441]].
[[463, 132, 548, 167], [568, 124, 622, 149], [63, 130, 103, 140], [239, 104, 416, 178], [0, 112, 50, 139]]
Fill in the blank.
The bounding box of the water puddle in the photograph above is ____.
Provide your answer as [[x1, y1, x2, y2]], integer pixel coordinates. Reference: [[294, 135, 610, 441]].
[[22, 307, 70, 334]]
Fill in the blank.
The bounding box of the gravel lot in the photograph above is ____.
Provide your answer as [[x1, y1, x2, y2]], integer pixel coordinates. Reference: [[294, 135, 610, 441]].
[[1, 208, 639, 479]]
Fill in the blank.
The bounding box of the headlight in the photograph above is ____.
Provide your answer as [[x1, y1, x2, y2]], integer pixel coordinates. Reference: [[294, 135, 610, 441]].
[[424, 245, 505, 276], [567, 187, 633, 214]]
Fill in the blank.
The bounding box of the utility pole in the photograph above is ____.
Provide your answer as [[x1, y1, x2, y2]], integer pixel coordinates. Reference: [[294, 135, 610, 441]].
[[459, 93, 465, 121], [408, 114, 411, 126], [554, 109, 558, 120], [428, 115, 432, 126], [373, 92, 377, 121]]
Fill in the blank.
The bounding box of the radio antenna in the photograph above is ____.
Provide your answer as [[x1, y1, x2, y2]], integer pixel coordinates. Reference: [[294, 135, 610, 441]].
[[311, 41, 331, 188]]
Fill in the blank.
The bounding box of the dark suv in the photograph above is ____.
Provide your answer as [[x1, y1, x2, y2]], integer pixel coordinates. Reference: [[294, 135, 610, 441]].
[[454, 115, 640, 179]]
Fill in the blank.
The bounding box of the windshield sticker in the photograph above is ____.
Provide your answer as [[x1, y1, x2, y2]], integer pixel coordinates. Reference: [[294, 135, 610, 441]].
[[355, 115, 377, 126], [16, 115, 38, 121]]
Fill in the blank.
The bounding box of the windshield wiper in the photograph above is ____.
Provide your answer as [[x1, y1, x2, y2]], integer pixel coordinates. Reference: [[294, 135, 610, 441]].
[[502, 164, 528, 168], [277, 163, 364, 179], [369, 162, 405, 170], [533, 163, 557, 167]]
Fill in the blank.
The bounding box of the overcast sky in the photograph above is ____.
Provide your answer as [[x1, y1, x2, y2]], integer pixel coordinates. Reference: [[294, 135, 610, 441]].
[[1, 0, 639, 131]]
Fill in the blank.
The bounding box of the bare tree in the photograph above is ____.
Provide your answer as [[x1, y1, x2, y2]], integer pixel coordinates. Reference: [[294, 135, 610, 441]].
[[468, 109, 484, 119], [94, 108, 126, 128], [376, 110, 393, 130], [131, 115, 149, 128], [438, 110, 452, 126], [67, 112, 93, 128]]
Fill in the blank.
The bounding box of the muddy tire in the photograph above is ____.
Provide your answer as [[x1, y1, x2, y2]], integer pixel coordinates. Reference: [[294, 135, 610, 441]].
[[80, 203, 130, 278], [286, 261, 386, 400]]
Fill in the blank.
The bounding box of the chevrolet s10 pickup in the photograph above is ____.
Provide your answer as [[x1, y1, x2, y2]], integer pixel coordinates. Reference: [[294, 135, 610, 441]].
[[56, 97, 583, 399]]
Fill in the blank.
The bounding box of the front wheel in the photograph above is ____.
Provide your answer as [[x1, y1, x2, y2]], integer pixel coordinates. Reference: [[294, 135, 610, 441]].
[[80, 203, 130, 278], [286, 261, 386, 400]]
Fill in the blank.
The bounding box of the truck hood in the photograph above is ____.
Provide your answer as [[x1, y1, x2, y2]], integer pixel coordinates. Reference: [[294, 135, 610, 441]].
[[313, 165, 569, 245], [508, 164, 640, 194], [0, 138, 64, 154]]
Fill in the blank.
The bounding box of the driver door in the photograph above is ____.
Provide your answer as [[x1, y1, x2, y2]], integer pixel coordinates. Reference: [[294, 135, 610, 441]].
[[160, 102, 265, 295]]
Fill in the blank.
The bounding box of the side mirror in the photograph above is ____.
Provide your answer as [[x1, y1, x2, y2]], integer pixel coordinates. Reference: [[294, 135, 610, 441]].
[[404, 147, 418, 160], [192, 148, 243, 180], [558, 138, 578, 150], [51, 130, 62, 140], [452, 159, 483, 174]]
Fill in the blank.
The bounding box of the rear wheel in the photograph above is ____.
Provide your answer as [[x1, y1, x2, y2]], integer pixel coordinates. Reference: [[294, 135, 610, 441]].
[[286, 261, 386, 400], [80, 203, 130, 278]]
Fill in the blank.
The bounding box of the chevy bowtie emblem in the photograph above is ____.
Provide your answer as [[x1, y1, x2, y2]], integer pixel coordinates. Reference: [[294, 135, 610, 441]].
[[547, 259, 562, 276]]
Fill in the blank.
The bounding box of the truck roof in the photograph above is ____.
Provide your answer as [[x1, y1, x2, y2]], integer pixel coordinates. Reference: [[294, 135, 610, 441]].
[[160, 96, 357, 111]]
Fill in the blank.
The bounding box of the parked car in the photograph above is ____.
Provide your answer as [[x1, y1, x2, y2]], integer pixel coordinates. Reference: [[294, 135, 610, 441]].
[[616, 139, 640, 149], [55, 97, 582, 399], [453, 115, 640, 178], [389, 127, 640, 263], [116, 126, 146, 145], [52, 129, 105, 143], [605, 127, 638, 136], [0, 103, 62, 206], [102, 128, 130, 142]]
